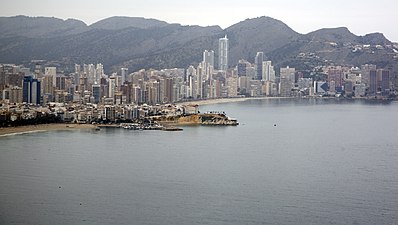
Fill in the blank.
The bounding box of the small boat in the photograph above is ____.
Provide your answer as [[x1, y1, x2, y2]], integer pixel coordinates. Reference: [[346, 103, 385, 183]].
[[163, 126, 183, 131]]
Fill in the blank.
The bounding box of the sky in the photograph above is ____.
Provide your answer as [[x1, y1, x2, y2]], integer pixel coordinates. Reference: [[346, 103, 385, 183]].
[[1, 0, 398, 41]]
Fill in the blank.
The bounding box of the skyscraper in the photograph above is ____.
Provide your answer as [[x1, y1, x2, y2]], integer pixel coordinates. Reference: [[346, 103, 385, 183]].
[[23, 75, 41, 105], [87, 64, 96, 85], [108, 76, 116, 99], [186, 65, 196, 99], [203, 50, 215, 68], [262, 61, 275, 81], [96, 64, 104, 83], [201, 50, 214, 82], [255, 52, 264, 80], [218, 35, 228, 71], [361, 64, 377, 87], [226, 76, 238, 97], [279, 67, 295, 97], [163, 77, 173, 103], [55, 76, 66, 91], [45, 67, 56, 87], [120, 68, 129, 84], [43, 75, 54, 97], [75, 64, 81, 74], [92, 84, 101, 104], [327, 69, 343, 92], [196, 64, 204, 99], [237, 60, 247, 77], [369, 70, 377, 95], [378, 69, 390, 95]]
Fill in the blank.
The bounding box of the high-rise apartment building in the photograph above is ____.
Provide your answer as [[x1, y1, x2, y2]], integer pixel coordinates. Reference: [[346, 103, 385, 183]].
[[186, 65, 197, 99], [369, 69, 391, 95], [196, 64, 204, 99], [369, 69, 377, 95], [361, 64, 377, 87], [12, 86, 23, 103], [108, 76, 117, 99], [56, 76, 66, 91], [92, 84, 101, 104], [163, 77, 174, 103], [370, 69, 391, 95], [279, 67, 295, 97], [88, 64, 96, 85], [218, 35, 228, 71], [120, 68, 129, 85], [378, 69, 390, 95], [45, 67, 56, 76], [237, 60, 251, 77], [328, 69, 343, 92], [262, 61, 275, 81], [255, 52, 264, 80], [203, 50, 215, 68], [45, 67, 56, 87], [202, 50, 215, 81], [23, 76, 41, 105], [226, 76, 238, 97], [75, 64, 81, 74], [96, 64, 104, 83]]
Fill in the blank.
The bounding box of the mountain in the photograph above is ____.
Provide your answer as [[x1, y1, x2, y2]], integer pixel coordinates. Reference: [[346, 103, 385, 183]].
[[267, 26, 397, 72], [90, 16, 169, 30], [0, 16, 224, 71], [0, 15, 396, 75], [225, 16, 301, 63], [305, 27, 358, 44], [0, 15, 89, 38], [359, 33, 392, 45]]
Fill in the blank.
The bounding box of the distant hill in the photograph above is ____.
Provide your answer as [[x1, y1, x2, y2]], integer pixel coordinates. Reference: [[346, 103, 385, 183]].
[[266, 26, 397, 73], [225, 16, 301, 63], [90, 16, 169, 30], [0, 15, 89, 38], [0, 15, 397, 75], [305, 27, 358, 44], [359, 33, 392, 45]]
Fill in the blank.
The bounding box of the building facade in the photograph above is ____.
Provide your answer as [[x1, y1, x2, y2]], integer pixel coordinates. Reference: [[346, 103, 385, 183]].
[[255, 52, 264, 80], [218, 35, 229, 71], [23, 76, 41, 105]]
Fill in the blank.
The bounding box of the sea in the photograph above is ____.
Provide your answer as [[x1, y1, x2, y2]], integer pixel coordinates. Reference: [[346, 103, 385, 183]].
[[1, 98, 398, 225]]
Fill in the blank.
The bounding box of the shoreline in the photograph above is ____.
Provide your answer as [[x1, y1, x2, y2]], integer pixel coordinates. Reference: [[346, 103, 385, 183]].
[[2, 97, 394, 136], [176, 96, 290, 106], [0, 123, 96, 137], [177, 96, 396, 106]]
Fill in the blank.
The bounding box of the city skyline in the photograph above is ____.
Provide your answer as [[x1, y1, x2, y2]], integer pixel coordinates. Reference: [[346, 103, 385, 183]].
[[1, 0, 398, 42]]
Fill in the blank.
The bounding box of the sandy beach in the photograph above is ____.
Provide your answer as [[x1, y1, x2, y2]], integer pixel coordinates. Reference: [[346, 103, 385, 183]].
[[0, 123, 96, 137]]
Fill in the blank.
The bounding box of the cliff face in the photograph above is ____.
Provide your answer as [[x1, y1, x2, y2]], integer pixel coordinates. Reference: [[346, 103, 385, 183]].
[[151, 114, 238, 126], [150, 114, 200, 124], [199, 114, 238, 125], [177, 114, 202, 124]]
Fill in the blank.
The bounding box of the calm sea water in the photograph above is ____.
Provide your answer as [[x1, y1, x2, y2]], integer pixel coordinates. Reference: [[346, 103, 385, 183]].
[[1, 98, 398, 225]]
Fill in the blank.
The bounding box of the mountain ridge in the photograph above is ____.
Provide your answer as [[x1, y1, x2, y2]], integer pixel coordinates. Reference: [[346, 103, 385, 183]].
[[0, 15, 396, 75], [90, 16, 169, 30]]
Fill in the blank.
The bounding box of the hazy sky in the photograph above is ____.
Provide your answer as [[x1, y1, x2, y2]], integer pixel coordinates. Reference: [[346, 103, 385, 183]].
[[1, 0, 397, 41]]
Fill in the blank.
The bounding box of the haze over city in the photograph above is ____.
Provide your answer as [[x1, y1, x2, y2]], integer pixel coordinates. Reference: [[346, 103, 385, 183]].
[[1, 0, 397, 41]]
